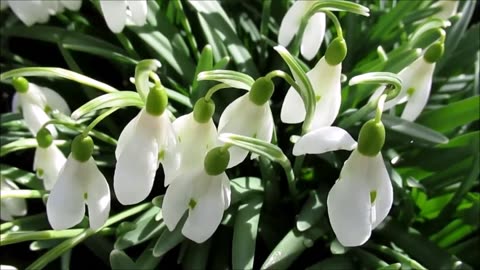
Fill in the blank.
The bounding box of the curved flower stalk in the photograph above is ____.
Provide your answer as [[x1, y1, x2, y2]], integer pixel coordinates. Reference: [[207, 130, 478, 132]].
[[293, 98, 393, 247], [114, 84, 179, 205], [47, 135, 110, 230], [0, 178, 27, 221], [33, 128, 66, 190], [281, 37, 347, 131], [4, 0, 81, 26], [369, 42, 443, 121], [99, 0, 147, 33], [11, 77, 71, 137], [278, 1, 326, 60], [165, 98, 218, 186], [218, 77, 275, 168], [163, 147, 231, 243]]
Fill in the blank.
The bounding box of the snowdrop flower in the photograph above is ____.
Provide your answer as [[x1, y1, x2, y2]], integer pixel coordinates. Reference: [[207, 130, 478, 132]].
[[0, 178, 27, 221], [47, 135, 110, 230], [4, 0, 81, 26], [165, 98, 218, 186], [370, 42, 443, 121], [432, 0, 459, 20], [281, 38, 347, 130], [163, 146, 231, 243], [12, 77, 70, 137], [114, 84, 178, 205], [34, 128, 66, 190], [99, 0, 147, 33], [218, 77, 275, 168], [278, 0, 326, 60], [293, 118, 393, 247]]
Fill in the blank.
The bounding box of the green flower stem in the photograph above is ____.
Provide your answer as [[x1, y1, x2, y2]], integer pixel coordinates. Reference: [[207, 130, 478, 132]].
[[204, 83, 230, 102], [82, 107, 119, 138], [172, 0, 199, 61], [0, 213, 46, 233], [116, 33, 140, 60], [0, 228, 114, 246], [323, 11, 343, 38], [0, 189, 47, 199], [26, 203, 151, 270], [149, 71, 161, 85], [40, 118, 117, 146], [0, 67, 118, 93], [259, 0, 272, 68], [375, 94, 387, 123]]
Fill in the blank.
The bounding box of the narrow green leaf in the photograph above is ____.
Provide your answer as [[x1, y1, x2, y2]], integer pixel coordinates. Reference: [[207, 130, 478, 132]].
[[152, 217, 185, 257], [181, 240, 212, 270], [230, 176, 264, 205], [110, 250, 137, 270], [296, 189, 326, 232], [416, 96, 480, 133], [233, 196, 263, 270], [306, 255, 355, 270], [1, 67, 118, 93], [71, 91, 143, 120], [0, 164, 44, 190], [381, 114, 449, 144]]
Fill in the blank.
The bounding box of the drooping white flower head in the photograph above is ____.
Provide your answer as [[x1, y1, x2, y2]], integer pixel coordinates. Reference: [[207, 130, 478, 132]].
[[0, 178, 27, 221], [34, 128, 66, 190], [12, 77, 70, 137], [47, 135, 110, 230], [369, 55, 436, 121], [99, 0, 147, 33], [432, 0, 459, 20], [114, 84, 179, 205], [4, 0, 81, 26], [166, 108, 218, 186], [0, 265, 18, 270], [162, 146, 231, 243], [278, 0, 326, 60], [281, 56, 342, 130], [293, 126, 393, 247]]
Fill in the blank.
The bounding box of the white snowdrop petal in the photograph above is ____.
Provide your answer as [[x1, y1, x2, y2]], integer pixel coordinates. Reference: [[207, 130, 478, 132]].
[[114, 125, 159, 205], [308, 57, 342, 130], [278, 1, 311, 46], [34, 145, 66, 190], [11, 93, 20, 113], [8, 0, 49, 26], [182, 175, 225, 243], [155, 113, 180, 186], [60, 0, 82, 11], [280, 87, 306, 124], [300, 12, 326, 60], [126, 0, 147, 26], [22, 102, 57, 137], [39, 87, 71, 115], [0, 208, 13, 221], [46, 156, 86, 230], [433, 0, 459, 20], [251, 105, 274, 160], [162, 174, 192, 231], [0, 179, 27, 218], [293, 127, 357, 156], [100, 0, 127, 33], [220, 174, 231, 210], [369, 153, 393, 229], [401, 62, 436, 121], [85, 158, 111, 230], [115, 113, 140, 159]]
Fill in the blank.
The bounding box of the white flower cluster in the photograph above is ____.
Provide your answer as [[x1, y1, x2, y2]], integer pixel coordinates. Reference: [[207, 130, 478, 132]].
[[1, 0, 458, 248]]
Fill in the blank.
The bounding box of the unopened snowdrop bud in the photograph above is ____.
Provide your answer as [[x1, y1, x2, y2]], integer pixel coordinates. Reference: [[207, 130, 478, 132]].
[[325, 38, 347, 66], [12, 77, 29, 93], [36, 128, 53, 148], [357, 119, 385, 157], [146, 84, 168, 116], [204, 147, 230, 176], [248, 77, 274, 105], [193, 98, 215, 123], [423, 42, 444, 64], [72, 135, 94, 162]]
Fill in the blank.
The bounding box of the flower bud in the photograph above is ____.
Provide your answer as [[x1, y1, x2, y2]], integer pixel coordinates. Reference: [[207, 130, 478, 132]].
[[71, 135, 94, 162], [204, 147, 230, 176], [357, 119, 385, 157], [248, 77, 274, 105], [193, 97, 215, 123], [36, 128, 53, 148], [325, 38, 347, 66], [146, 84, 168, 116], [423, 42, 444, 63], [12, 77, 29, 93]]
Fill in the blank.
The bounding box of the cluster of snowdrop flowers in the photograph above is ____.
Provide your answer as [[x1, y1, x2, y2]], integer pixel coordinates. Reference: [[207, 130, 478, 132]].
[[0, 0, 82, 26]]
